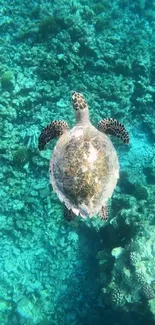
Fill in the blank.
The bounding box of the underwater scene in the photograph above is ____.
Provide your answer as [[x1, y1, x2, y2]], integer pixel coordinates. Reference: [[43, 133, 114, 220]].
[[0, 0, 155, 324]]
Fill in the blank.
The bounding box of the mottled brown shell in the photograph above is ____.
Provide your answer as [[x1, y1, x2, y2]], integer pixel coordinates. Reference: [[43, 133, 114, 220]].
[[50, 125, 119, 218]]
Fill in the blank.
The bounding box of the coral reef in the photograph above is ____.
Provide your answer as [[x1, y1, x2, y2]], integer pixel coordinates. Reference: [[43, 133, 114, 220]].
[[0, 0, 155, 324]]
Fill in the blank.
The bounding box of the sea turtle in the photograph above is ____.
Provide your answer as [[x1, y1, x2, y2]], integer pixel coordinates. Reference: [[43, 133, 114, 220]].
[[38, 91, 129, 221]]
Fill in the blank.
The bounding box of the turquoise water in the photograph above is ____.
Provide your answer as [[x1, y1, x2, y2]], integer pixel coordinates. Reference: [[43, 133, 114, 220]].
[[0, 0, 155, 324]]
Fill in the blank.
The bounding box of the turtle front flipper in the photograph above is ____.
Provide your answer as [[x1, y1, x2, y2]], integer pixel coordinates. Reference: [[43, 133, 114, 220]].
[[98, 204, 108, 221], [38, 120, 69, 150], [98, 118, 129, 144]]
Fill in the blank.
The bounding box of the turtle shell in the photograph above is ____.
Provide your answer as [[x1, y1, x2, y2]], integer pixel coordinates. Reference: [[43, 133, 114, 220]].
[[50, 124, 119, 218]]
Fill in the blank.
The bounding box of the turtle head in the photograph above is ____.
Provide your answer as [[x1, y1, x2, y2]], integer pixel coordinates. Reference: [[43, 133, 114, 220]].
[[72, 91, 90, 125]]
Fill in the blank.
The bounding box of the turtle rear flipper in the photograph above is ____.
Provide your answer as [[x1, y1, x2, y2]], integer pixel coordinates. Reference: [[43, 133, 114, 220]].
[[64, 206, 75, 222], [98, 204, 108, 221], [98, 118, 129, 144], [38, 120, 69, 150]]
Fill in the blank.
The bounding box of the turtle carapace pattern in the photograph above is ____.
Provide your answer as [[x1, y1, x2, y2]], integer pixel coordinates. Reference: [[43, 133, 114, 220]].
[[38, 91, 129, 221]]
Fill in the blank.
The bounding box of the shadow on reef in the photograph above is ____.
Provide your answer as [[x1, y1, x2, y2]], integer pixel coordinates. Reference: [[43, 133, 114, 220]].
[[79, 224, 155, 325], [76, 304, 155, 325], [59, 220, 155, 325], [59, 221, 102, 324], [80, 308, 155, 325]]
